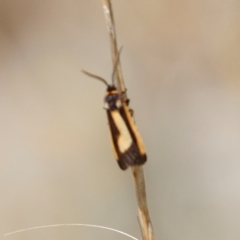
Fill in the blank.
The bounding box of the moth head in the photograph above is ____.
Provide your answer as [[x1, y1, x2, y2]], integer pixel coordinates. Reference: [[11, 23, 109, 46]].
[[105, 89, 122, 110]]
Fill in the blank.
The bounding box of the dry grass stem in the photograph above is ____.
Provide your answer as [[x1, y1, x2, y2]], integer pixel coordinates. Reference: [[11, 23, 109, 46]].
[[101, 1, 154, 240], [101, 0, 126, 98]]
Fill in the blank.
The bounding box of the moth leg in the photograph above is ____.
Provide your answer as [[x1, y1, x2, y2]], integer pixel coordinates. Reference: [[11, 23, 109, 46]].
[[125, 98, 130, 106], [119, 95, 134, 116], [129, 108, 134, 116]]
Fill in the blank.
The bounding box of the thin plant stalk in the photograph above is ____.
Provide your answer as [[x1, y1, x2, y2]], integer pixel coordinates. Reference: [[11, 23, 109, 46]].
[[101, 1, 154, 240]]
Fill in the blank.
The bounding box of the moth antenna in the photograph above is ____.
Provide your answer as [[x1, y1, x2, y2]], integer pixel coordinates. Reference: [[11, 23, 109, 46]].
[[111, 46, 123, 86], [82, 70, 109, 87]]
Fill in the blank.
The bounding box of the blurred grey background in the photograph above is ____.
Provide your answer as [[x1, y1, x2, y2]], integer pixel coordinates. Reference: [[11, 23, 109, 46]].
[[1, 0, 240, 240]]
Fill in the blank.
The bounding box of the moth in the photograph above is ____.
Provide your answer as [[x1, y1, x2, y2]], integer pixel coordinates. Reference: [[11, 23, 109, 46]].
[[82, 52, 147, 170]]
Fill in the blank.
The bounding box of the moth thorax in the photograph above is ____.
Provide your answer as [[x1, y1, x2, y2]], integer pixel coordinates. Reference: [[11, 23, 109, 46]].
[[105, 92, 122, 110]]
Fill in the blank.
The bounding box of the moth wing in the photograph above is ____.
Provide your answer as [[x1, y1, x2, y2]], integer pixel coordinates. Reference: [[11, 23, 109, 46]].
[[120, 103, 147, 163], [107, 109, 142, 170], [118, 142, 142, 169]]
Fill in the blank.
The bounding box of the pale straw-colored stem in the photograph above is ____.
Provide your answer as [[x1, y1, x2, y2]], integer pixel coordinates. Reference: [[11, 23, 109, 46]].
[[101, 1, 154, 240], [102, 0, 126, 97]]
